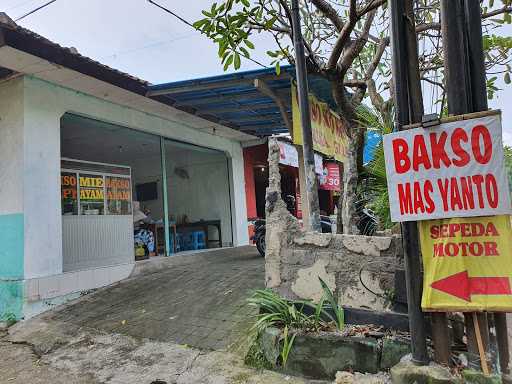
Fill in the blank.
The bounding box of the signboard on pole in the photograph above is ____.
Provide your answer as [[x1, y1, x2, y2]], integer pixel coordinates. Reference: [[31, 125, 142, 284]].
[[319, 162, 341, 191], [278, 140, 324, 175], [291, 84, 349, 163], [383, 113, 511, 222], [420, 215, 512, 311]]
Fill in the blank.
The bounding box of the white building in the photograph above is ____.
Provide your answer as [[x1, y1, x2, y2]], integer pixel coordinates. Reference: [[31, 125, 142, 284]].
[[0, 14, 255, 320]]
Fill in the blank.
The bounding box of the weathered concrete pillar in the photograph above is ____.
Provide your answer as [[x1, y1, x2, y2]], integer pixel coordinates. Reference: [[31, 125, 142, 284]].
[[265, 139, 300, 289]]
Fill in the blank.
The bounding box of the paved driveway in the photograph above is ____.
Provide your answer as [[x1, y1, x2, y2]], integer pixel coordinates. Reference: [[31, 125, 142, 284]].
[[48, 246, 264, 350]]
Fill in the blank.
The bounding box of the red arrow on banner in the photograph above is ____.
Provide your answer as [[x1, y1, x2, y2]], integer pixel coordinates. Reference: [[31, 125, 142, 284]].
[[431, 271, 512, 302]]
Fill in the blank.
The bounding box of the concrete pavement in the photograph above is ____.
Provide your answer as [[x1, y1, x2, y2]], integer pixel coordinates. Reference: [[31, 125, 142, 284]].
[[49, 246, 264, 350], [1, 246, 330, 383]]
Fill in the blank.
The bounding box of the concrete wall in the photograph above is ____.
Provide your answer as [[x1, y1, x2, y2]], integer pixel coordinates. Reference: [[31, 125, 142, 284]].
[[0, 75, 249, 319], [0, 79, 25, 320], [264, 139, 402, 311]]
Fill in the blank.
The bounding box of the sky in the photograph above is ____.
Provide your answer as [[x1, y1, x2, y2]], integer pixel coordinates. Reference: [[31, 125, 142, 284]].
[[3, 0, 512, 144]]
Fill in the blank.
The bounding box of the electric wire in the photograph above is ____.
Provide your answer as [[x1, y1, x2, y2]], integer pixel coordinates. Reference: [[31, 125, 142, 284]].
[[15, 0, 57, 21], [145, 0, 268, 69]]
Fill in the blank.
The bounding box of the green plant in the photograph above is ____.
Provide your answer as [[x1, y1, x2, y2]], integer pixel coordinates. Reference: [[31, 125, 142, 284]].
[[356, 106, 394, 230], [247, 279, 345, 367], [318, 278, 344, 331], [280, 326, 296, 368], [248, 289, 311, 335]]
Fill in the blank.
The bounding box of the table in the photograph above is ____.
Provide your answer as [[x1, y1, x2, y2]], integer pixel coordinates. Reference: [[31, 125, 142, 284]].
[[176, 220, 222, 248], [151, 223, 177, 255]]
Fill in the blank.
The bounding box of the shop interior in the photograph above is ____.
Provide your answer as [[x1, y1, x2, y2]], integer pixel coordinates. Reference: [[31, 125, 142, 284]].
[[60, 113, 232, 266]]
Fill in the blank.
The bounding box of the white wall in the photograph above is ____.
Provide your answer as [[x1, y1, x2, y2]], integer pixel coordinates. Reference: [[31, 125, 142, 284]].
[[19, 75, 248, 280], [0, 78, 24, 216], [165, 148, 233, 246], [23, 78, 63, 279]]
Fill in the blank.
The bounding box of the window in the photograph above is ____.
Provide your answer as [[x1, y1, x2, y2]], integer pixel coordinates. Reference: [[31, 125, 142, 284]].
[[79, 174, 105, 215], [61, 172, 78, 215], [106, 176, 132, 215]]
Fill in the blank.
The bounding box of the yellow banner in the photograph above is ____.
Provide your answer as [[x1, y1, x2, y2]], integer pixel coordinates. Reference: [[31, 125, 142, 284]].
[[420, 215, 512, 311], [291, 84, 348, 163]]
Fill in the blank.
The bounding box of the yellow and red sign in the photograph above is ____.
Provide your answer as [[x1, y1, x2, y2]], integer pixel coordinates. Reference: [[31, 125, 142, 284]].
[[420, 215, 512, 311], [291, 84, 349, 163]]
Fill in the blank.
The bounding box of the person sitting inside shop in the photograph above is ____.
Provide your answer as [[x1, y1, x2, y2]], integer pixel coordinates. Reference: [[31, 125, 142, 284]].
[[133, 202, 156, 257]]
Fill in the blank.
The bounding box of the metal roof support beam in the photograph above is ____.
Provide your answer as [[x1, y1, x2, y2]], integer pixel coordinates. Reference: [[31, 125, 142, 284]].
[[173, 90, 291, 108], [197, 103, 282, 114], [146, 72, 291, 97], [238, 124, 286, 131], [254, 78, 293, 134]]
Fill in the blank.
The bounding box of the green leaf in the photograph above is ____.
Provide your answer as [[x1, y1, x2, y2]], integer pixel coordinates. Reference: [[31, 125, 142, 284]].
[[244, 39, 255, 49], [318, 277, 344, 330], [193, 19, 208, 30], [275, 62, 281, 76], [239, 46, 250, 58], [223, 54, 234, 71], [505, 72, 511, 84], [234, 52, 241, 69]]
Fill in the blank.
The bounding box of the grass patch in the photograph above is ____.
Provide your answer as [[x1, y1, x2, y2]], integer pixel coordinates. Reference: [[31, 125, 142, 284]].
[[244, 339, 272, 370]]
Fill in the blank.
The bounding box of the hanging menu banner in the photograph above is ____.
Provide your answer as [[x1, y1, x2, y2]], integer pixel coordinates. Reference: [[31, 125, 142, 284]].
[[291, 84, 349, 163], [383, 113, 511, 222]]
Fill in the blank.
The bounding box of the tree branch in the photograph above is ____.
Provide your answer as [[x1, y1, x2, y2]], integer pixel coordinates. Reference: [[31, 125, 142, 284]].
[[309, 0, 344, 31], [327, 0, 357, 70], [358, 0, 387, 17], [483, 5, 512, 19], [339, 10, 377, 74]]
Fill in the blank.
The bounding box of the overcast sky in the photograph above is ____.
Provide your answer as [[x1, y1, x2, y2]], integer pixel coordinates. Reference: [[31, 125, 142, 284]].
[[3, 0, 512, 144]]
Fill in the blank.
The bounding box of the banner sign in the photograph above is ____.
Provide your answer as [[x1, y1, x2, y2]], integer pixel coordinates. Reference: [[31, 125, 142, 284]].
[[291, 84, 349, 163], [420, 215, 512, 311], [383, 114, 511, 222], [319, 162, 341, 191], [278, 140, 323, 175]]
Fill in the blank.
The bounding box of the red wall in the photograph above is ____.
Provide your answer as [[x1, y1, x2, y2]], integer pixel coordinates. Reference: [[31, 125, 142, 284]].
[[243, 144, 268, 220]]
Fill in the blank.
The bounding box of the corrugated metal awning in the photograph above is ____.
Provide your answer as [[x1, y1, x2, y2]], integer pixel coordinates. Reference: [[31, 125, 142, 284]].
[[147, 65, 336, 137]]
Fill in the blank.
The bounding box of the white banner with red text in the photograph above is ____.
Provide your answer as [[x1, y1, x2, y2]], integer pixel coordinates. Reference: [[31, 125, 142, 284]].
[[383, 113, 511, 222]]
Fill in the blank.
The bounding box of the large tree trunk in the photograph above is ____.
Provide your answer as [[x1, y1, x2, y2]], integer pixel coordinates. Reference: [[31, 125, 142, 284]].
[[331, 79, 365, 235], [341, 123, 364, 234]]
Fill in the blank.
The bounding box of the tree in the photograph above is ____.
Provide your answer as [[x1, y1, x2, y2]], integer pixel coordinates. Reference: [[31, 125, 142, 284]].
[[194, 0, 512, 234]]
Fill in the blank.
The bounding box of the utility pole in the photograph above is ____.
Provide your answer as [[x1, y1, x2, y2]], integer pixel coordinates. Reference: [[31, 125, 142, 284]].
[[290, 0, 321, 232], [464, 1, 510, 379], [441, 1, 510, 379], [441, 0, 489, 368], [389, 0, 429, 365]]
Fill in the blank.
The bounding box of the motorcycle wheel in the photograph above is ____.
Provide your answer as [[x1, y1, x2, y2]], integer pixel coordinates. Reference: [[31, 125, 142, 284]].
[[256, 233, 265, 257]]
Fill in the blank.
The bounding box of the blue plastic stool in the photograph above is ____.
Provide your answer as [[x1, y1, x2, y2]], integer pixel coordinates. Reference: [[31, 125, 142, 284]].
[[180, 232, 194, 251], [175, 233, 183, 252], [192, 231, 206, 250]]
